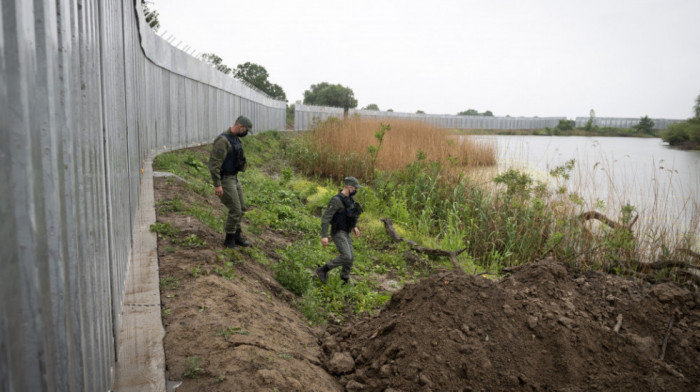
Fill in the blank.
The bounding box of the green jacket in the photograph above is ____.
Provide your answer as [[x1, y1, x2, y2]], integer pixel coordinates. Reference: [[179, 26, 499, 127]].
[[321, 193, 346, 238], [208, 128, 236, 187]]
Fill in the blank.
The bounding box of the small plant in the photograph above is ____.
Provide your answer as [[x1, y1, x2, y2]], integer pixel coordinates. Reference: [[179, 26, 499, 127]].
[[159, 275, 180, 290], [156, 198, 185, 213], [198, 305, 208, 312], [184, 155, 207, 174], [180, 234, 206, 248], [149, 222, 179, 237], [191, 265, 201, 277], [273, 257, 312, 296], [367, 122, 391, 168], [281, 166, 293, 184], [493, 169, 533, 198], [183, 356, 204, 379], [549, 159, 576, 180], [165, 245, 176, 253], [215, 326, 250, 340], [215, 261, 237, 280], [215, 373, 226, 383], [162, 307, 172, 316]]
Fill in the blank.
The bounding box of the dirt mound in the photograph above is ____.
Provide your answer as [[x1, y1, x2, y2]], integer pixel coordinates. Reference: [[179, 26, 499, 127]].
[[323, 260, 700, 391]]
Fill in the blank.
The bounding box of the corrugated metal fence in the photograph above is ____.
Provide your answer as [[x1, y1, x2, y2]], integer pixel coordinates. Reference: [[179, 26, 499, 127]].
[[574, 117, 682, 129], [0, 1, 285, 391], [295, 104, 682, 131], [295, 104, 566, 131]]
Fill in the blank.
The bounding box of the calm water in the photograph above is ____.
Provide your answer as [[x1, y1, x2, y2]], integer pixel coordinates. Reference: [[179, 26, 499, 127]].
[[465, 135, 700, 236]]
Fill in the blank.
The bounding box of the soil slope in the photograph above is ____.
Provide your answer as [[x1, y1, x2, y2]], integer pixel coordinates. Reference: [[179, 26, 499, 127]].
[[323, 261, 700, 391]]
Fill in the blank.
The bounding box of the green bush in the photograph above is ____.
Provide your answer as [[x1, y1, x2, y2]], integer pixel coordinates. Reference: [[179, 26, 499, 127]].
[[273, 256, 312, 296], [662, 118, 700, 146]]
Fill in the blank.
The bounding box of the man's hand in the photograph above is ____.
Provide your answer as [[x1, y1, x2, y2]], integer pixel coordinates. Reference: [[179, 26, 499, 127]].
[[215, 186, 223, 196], [321, 237, 329, 246], [353, 227, 360, 237]]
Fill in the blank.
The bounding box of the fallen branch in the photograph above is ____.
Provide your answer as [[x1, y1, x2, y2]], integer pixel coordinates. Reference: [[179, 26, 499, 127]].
[[679, 248, 700, 261], [659, 316, 674, 361], [381, 218, 465, 273], [580, 211, 633, 231]]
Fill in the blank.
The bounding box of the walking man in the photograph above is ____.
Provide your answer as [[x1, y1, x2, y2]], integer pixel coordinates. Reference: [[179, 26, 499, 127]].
[[316, 176, 363, 285], [208, 115, 252, 249]]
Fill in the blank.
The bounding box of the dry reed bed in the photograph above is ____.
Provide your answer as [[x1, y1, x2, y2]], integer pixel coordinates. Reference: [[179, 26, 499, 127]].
[[308, 118, 496, 179]]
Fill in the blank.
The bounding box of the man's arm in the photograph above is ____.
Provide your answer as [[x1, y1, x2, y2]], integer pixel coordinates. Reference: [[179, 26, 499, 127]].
[[321, 197, 342, 239], [208, 136, 229, 187]]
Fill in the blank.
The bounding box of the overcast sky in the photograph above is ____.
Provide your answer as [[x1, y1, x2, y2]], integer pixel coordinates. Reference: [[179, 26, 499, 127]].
[[151, 0, 700, 119]]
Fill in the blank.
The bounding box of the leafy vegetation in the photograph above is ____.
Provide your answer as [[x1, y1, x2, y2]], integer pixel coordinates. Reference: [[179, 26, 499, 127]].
[[661, 117, 700, 149], [457, 109, 494, 116], [303, 82, 357, 111], [154, 124, 696, 327], [183, 356, 204, 379]]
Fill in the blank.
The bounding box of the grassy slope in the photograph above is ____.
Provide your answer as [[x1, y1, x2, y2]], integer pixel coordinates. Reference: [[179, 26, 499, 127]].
[[153, 130, 697, 326], [153, 131, 480, 325]]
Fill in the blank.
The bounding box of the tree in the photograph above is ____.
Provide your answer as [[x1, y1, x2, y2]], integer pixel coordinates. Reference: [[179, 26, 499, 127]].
[[457, 109, 493, 116], [303, 82, 358, 112], [694, 94, 700, 119], [387, 109, 394, 112], [556, 119, 575, 132], [634, 116, 655, 135], [362, 103, 380, 111], [286, 104, 295, 127], [233, 62, 286, 101], [585, 109, 596, 131], [416, 110, 425, 114], [201, 53, 232, 75]]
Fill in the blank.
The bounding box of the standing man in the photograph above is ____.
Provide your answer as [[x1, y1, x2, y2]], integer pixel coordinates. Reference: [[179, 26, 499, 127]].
[[316, 177, 363, 285], [208, 115, 252, 250]]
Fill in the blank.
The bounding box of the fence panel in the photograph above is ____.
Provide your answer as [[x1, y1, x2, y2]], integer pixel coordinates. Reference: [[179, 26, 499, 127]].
[[0, 1, 285, 391]]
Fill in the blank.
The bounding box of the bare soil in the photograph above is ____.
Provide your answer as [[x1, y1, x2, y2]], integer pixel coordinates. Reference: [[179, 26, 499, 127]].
[[154, 177, 700, 392]]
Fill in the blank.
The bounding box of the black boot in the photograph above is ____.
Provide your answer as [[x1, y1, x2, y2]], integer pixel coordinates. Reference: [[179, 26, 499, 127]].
[[342, 277, 353, 286], [224, 233, 238, 249], [316, 265, 329, 284], [234, 229, 250, 247]]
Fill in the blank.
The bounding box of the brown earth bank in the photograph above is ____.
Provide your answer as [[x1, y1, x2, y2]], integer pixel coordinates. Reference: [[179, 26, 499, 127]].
[[324, 262, 700, 392], [154, 176, 699, 392]]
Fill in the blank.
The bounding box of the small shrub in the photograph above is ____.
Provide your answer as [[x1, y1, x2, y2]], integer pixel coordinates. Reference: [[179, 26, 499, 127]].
[[274, 257, 312, 296], [149, 222, 179, 237], [159, 275, 180, 290], [183, 356, 203, 379]]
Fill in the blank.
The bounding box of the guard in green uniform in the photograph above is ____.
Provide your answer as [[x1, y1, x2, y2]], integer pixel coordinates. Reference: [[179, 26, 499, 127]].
[[208, 116, 252, 249], [316, 176, 363, 285]]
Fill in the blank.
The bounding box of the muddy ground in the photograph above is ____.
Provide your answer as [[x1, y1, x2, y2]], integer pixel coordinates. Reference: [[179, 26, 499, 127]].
[[154, 176, 699, 392]]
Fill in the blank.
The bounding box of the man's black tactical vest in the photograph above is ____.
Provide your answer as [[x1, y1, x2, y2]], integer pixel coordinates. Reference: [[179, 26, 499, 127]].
[[220, 133, 246, 176], [330, 192, 362, 235]]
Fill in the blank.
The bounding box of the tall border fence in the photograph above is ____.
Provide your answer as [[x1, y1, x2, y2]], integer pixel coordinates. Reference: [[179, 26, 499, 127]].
[[295, 104, 683, 131], [0, 1, 285, 391], [574, 117, 682, 129], [295, 104, 566, 131]]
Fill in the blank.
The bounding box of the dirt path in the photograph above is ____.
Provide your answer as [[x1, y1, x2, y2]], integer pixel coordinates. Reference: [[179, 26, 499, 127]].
[[154, 176, 699, 392]]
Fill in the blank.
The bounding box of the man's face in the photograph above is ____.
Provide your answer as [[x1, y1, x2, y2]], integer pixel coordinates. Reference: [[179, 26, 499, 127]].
[[233, 123, 248, 135]]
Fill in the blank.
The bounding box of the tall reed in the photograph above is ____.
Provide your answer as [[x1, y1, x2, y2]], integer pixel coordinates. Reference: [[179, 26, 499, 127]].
[[291, 117, 496, 181]]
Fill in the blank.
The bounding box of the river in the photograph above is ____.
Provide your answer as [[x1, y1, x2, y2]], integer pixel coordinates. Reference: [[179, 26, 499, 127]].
[[464, 135, 700, 241]]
